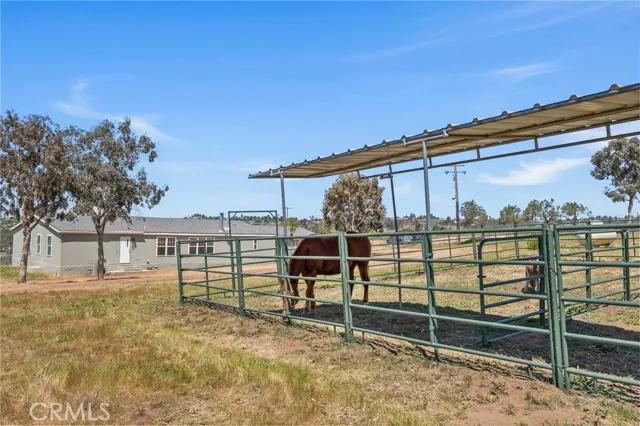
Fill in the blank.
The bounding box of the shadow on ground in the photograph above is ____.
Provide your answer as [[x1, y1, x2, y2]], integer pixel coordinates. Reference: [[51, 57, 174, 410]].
[[287, 300, 639, 381]]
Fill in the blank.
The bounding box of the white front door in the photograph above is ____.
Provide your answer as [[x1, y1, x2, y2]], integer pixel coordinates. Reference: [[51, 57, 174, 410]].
[[119, 236, 131, 263]]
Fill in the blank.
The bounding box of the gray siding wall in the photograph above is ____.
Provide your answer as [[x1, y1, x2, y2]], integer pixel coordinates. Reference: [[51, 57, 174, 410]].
[[59, 234, 278, 275], [13, 227, 280, 276], [11, 223, 62, 274]]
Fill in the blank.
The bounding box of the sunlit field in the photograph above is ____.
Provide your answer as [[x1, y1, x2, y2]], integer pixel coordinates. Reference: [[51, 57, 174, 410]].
[[1, 271, 639, 425]]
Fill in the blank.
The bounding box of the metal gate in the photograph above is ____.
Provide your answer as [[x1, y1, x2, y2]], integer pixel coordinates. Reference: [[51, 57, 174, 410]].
[[177, 223, 639, 390]]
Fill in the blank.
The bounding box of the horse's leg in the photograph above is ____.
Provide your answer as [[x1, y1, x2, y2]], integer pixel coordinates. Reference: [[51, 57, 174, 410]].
[[308, 278, 316, 310], [304, 279, 311, 312], [358, 262, 370, 304], [279, 278, 285, 313], [348, 263, 356, 299]]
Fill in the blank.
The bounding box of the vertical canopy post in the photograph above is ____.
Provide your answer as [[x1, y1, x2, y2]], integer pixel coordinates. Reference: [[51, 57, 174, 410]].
[[388, 164, 402, 304], [280, 171, 288, 237], [421, 141, 433, 231]]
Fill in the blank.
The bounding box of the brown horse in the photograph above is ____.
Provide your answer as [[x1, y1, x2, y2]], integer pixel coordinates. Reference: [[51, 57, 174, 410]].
[[279, 234, 371, 312]]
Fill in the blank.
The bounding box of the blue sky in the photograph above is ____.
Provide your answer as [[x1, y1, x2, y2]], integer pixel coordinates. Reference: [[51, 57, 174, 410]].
[[2, 1, 639, 219]]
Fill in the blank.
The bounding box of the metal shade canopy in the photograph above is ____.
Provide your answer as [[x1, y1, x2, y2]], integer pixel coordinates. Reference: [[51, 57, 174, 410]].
[[249, 83, 640, 179]]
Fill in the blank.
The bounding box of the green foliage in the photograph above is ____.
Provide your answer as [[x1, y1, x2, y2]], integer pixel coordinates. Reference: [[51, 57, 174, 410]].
[[526, 239, 538, 251], [460, 200, 488, 227], [0, 218, 17, 254], [560, 201, 591, 223], [70, 119, 168, 279], [287, 217, 299, 233], [0, 111, 76, 282], [523, 199, 560, 223], [591, 137, 640, 217], [498, 204, 522, 225], [322, 173, 386, 232]]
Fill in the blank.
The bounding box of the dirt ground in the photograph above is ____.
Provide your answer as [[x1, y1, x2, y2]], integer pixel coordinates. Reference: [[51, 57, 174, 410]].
[[2, 278, 639, 425], [0, 268, 178, 294]]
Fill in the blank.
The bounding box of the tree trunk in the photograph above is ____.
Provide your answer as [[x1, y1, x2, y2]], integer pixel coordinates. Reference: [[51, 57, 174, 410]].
[[18, 226, 32, 283], [628, 198, 634, 219], [96, 230, 105, 280]]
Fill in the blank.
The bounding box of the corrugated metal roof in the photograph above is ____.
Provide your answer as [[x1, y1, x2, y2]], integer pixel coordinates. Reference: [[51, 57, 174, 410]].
[[250, 83, 640, 178], [32, 216, 312, 236]]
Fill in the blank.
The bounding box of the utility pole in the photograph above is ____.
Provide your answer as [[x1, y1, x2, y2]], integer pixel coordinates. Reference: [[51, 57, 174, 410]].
[[445, 165, 466, 241]]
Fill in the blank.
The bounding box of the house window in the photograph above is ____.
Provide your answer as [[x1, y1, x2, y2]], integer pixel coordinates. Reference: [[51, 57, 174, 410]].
[[189, 238, 210, 255], [36, 234, 41, 255], [206, 240, 215, 254], [253, 240, 258, 250], [157, 237, 176, 256], [46, 235, 52, 257]]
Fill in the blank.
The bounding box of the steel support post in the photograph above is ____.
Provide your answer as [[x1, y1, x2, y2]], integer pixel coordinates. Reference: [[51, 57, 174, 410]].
[[547, 227, 569, 389], [280, 172, 288, 237], [276, 238, 291, 324], [234, 239, 246, 315], [225, 212, 237, 292], [176, 241, 184, 303], [478, 243, 487, 345], [204, 254, 210, 300], [543, 227, 563, 387], [388, 164, 402, 305], [537, 235, 545, 327], [420, 233, 439, 359], [229, 240, 237, 291], [622, 231, 631, 300], [585, 232, 593, 310], [338, 232, 354, 343], [421, 141, 433, 231]]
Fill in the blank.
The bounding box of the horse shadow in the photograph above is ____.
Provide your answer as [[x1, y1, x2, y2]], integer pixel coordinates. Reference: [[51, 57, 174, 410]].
[[285, 300, 639, 381]]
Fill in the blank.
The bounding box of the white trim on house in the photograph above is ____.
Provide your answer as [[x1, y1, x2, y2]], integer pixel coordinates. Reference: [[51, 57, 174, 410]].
[[156, 236, 177, 257], [46, 235, 52, 257], [36, 234, 41, 255], [55, 231, 145, 235], [10, 218, 63, 234]]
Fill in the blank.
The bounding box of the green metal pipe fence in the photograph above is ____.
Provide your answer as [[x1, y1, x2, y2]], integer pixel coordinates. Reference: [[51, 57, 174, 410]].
[[176, 223, 639, 390]]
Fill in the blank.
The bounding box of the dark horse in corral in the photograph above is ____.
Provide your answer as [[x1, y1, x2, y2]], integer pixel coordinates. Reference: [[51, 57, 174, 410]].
[[279, 233, 371, 312]]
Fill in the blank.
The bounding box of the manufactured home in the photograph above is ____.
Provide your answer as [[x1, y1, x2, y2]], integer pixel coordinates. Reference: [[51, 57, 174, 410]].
[[11, 216, 312, 276]]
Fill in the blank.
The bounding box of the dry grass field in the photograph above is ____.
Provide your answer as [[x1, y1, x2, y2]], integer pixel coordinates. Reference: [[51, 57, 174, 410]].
[[1, 260, 639, 425]]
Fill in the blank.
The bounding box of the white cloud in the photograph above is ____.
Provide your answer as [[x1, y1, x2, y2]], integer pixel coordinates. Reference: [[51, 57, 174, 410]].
[[490, 62, 555, 80], [477, 157, 589, 186], [346, 2, 615, 62], [55, 78, 177, 144]]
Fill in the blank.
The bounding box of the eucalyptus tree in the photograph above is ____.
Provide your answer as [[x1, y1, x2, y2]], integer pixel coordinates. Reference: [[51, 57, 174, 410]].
[[591, 137, 640, 218], [498, 204, 522, 226], [70, 119, 167, 279], [460, 200, 488, 227], [0, 112, 75, 283], [523, 199, 560, 224], [322, 173, 386, 232], [560, 202, 591, 223]]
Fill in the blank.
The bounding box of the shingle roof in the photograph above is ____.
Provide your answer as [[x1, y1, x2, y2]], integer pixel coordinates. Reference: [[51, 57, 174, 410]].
[[41, 215, 313, 236]]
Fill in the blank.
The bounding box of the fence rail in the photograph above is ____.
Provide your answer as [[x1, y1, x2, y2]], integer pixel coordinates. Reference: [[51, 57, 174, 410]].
[[176, 223, 639, 390]]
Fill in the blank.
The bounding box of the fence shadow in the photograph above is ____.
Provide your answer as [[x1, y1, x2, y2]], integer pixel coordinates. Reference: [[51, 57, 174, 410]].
[[288, 300, 639, 380]]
